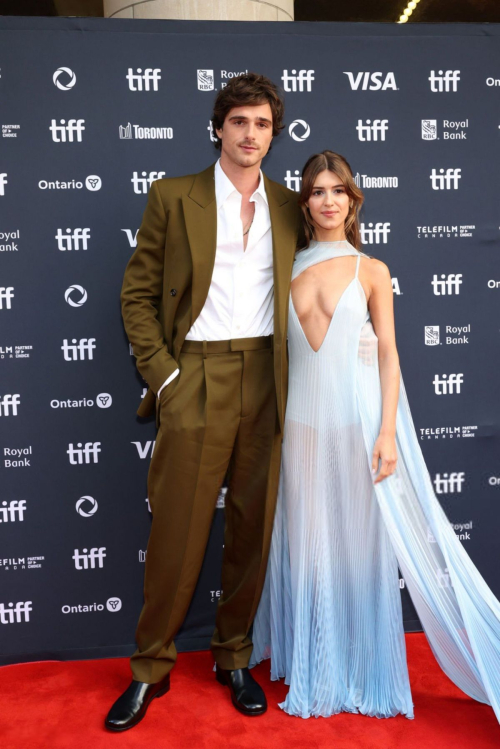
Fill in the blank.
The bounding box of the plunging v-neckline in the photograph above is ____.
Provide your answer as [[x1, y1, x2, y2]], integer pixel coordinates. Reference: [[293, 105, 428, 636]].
[[290, 278, 358, 354]]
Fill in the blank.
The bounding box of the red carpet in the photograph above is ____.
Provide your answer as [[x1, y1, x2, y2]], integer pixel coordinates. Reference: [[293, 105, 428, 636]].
[[0, 634, 497, 749]]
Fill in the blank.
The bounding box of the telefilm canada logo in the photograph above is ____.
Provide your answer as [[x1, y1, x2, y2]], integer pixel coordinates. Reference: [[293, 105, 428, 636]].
[[2, 124, 20, 138], [0, 556, 44, 571], [420, 425, 477, 440], [0, 345, 32, 360], [417, 224, 475, 239]]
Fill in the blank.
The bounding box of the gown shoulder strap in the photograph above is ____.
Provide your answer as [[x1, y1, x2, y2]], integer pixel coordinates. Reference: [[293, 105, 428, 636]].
[[355, 252, 362, 278]]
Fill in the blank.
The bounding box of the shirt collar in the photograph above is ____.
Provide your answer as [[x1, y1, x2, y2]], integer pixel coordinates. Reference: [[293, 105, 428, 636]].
[[215, 159, 268, 207]]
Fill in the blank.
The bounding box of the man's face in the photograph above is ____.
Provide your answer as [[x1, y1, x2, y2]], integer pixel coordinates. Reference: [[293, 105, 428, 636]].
[[216, 103, 274, 168]]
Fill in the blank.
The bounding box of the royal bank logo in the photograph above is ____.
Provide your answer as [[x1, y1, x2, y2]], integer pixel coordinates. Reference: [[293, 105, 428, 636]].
[[119, 123, 173, 140], [356, 119, 389, 141], [72, 547, 106, 569], [197, 69, 214, 91], [432, 373, 463, 395], [75, 495, 98, 517], [0, 286, 14, 309], [343, 71, 397, 91], [429, 70, 460, 92], [49, 119, 85, 143], [289, 120, 310, 142], [281, 70, 315, 92], [0, 229, 19, 252], [431, 273, 462, 295], [126, 68, 161, 91], [0, 394, 20, 416], [53, 67, 76, 90], [0, 500, 27, 522], [131, 171, 166, 194], [425, 325, 440, 345], [3, 446, 32, 467], [422, 120, 437, 140], [67, 442, 101, 465], [64, 285, 87, 307], [0, 173, 7, 196], [0, 601, 32, 623], [360, 222, 391, 244]]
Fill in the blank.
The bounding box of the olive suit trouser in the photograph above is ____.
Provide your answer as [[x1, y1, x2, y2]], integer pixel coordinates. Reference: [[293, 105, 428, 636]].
[[131, 336, 282, 684]]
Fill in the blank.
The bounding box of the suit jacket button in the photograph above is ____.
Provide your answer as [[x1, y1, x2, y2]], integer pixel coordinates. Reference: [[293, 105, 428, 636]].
[[170, 289, 177, 297]]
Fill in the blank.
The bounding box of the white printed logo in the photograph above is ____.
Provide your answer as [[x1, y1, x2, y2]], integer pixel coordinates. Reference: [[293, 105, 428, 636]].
[[131, 171, 166, 195], [65, 285, 87, 307], [356, 119, 389, 141], [126, 68, 161, 92], [75, 496, 98, 517], [72, 547, 106, 570], [121, 229, 138, 248], [56, 228, 91, 251], [360, 222, 391, 244], [96, 393, 112, 408], [131, 440, 155, 459], [197, 70, 214, 91], [0, 394, 20, 416], [422, 120, 437, 140], [67, 442, 101, 465], [0, 601, 32, 623], [0, 173, 7, 196], [289, 120, 310, 142], [106, 597, 122, 612], [433, 374, 463, 395], [425, 326, 440, 345], [0, 500, 27, 522], [431, 274, 462, 295], [49, 119, 85, 143], [430, 168, 461, 190], [284, 169, 302, 192], [61, 338, 96, 361], [281, 70, 315, 92], [0, 287, 14, 309], [429, 70, 460, 93], [53, 67, 76, 90], [433, 472, 465, 494], [343, 72, 397, 91], [85, 175, 101, 191]]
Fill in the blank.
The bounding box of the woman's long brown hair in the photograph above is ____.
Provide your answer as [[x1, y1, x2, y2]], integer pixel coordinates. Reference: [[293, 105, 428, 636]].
[[298, 151, 364, 251]]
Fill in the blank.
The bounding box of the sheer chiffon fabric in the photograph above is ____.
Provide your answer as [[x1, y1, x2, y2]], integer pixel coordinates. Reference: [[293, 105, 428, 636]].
[[250, 241, 500, 722]]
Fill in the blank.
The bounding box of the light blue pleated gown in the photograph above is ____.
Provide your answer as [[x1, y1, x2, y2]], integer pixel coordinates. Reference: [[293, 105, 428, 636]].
[[250, 240, 500, 721]]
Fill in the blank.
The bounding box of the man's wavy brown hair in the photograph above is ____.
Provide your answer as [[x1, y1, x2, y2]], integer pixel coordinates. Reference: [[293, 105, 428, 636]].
[[211, 72, 285, 151]]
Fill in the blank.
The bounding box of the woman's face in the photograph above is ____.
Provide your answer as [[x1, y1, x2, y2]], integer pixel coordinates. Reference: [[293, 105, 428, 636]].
[[305, 170, 350, 238]]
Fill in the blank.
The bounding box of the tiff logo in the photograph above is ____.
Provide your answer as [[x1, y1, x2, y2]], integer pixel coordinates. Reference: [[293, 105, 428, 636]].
[[55, 228, 91, 251], [430, 168, 461, 190], [429, 70, 460, 92], [360, 222, 391, 244], [356, 119, 389, 141], [0, 173, 7, 195], [0, 287, 14, 309], [131, 171, 166, 195], [281, 69, 315, 92], [72, 547, 106, 570], [49, 118, 85, 142], [61, 338, 96, 361], [433, 373, 463, 395], [431, 273, 462, 295], [284, 170, 301, 192], [0, 500, 26, 522], [0, 394, 20, 416], [126, 68, 161, 91], [0, 601, 32, 623], [67, 442, 101, 465], [433, 472, 465, 494]]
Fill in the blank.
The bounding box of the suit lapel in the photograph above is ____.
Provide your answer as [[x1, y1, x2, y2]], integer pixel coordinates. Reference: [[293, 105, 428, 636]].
[[264, 174, 298, 340], [181, 164, 217, 328]]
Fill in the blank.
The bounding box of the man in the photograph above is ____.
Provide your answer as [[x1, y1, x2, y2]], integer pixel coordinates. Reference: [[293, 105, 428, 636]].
[[105, 73, 300, 732]]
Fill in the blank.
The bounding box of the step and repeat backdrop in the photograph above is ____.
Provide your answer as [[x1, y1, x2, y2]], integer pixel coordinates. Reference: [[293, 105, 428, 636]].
[[0, 17, 499, 665]]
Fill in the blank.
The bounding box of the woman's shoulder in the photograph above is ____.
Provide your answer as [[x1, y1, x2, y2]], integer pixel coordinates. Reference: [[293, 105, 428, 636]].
[[360, 255, 391, 285]]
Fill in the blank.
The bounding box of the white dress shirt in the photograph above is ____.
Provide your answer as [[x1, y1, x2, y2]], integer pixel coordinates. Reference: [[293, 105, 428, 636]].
[[158, 159, 273, 397]]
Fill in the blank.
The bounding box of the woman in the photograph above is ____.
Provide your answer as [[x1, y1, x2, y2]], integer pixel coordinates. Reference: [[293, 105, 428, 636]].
[[250, 151, 500, 721]]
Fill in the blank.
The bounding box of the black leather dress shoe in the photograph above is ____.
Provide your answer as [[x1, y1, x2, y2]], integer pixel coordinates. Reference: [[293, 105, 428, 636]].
[[104, 675, 170, 732], [215, 666, 267, 716]]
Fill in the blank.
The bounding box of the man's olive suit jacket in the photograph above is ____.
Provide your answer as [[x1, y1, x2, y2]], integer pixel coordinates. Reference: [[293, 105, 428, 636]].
[[121, 162, 301, 434]]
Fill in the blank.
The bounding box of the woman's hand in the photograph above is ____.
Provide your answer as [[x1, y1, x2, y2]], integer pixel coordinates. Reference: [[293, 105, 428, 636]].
[[371, 433, 397, 484]]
